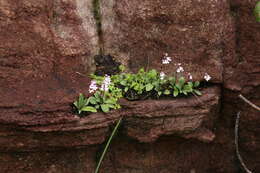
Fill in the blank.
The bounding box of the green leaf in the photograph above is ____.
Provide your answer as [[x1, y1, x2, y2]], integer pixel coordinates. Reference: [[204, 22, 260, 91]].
[[178, 77, 185, 87], [119, 65, 126, 72], [183, 84, 193, 92], [158, 91, 162, 96], [134, 85, 140, 91], [120, 80, 127, 86], [73, 101, 78, 108], [124, 87, 129, 92], [145, 83, 154, 91], [255, 1, 260, 22], [138, 68, 145, 73], [148, 69, 157, 77], [81, 106, 97, 112], [164, 89, 171, 95], [188, 82, 193, 87], [101, 104, 110, 112], [194, 81, 200, 87], [88, 96, 97, 104], [107, 104, 115, 108], [194, 89, 202, 96], [169, 77, 175, 84], [104, 98, 116, 104], [79, 93, 84, 105], [176, 83, 182, 90], [94, 92, 102, 102], [173, 89, 179, 97]]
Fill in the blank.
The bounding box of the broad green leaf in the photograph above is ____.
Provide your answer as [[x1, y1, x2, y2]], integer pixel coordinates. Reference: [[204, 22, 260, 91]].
[[194, 89, 202, 96], [138, 68, 145, 73], [164, 89, 171, 95], [145, 83, 154, 91], [120, 80, 127, 86], [178, 77, 185, 87], [73, 101, 78, 108], [81, 106, 97, 112], [188, 82, 193, 87], [173, 89, 179, 97], [104, 98, 116, 104], [107, 104, 115, 108], [176, 83, 182, 90], [169, 77, 175, 84], [134, 85, 140, 91], [148, 69, 157, 77], [194, 81, 200, 87], [88, 96, 97, 104], [94, 92, 102, 102], [158, 91, 162, 96], [119, 65, 126, 72], [101, 104, 110, 112], [183, 84, 193, 92], [79, 93, 85, 105]]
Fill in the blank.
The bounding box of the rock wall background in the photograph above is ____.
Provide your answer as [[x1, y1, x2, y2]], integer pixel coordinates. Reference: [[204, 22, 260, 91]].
[[0, 0, 259, 172]]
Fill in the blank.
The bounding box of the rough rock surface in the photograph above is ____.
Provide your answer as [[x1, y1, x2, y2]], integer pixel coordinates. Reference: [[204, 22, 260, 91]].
[[222, 0, 260, 172], [0, 87, 219, 152], [0, 0, 259, 172], [100, 0, 232, 83], [0, 0, 97, 128]]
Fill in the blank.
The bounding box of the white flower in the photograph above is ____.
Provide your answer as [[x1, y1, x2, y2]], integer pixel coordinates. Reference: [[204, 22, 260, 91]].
[[204, 73, 211, 81], [162, 53, 172, 64], [166, 56, 172, 62], [176, 66, 184, 73], [160, 72, 166, 80], [100, 75, 111, 91], [188, 73, 193, 80], [89, 80, 98, 93], [162, 59, 170, 64]]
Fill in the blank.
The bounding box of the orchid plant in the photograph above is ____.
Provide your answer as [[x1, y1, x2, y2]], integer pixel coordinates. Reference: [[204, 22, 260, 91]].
[[74, 53, 211, 115]]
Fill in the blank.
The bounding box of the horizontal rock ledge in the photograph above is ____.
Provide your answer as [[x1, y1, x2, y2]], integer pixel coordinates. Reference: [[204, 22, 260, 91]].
[[0, 86, 220, 152]]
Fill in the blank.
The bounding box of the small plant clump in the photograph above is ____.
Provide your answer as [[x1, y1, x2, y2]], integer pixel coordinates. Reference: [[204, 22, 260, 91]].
[[74, 53, 211, 115]]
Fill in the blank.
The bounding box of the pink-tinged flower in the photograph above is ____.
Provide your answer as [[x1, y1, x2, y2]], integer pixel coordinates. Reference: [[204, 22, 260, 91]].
[[162, 53, 172, 64], [89, 80, 98, 93], [100, 75, 111, 91], [176, 66, 184, 73], [188, 73, 193, 80], [160, 72, 166, 80], [204, 73, 211, 81]]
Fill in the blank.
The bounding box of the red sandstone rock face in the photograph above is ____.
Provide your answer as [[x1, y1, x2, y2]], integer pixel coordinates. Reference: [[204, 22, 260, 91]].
[[100, 0, 233, 83], [0, 0, 97, 126], [0, 0, 259, 173], [222, 0, 260, 171], [0, 87, 219, 152]]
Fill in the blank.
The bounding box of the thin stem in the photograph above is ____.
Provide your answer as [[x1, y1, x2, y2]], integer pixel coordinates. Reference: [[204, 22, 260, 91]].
[[94, 118, 122, 173], [235, 112, 253, 173], [235, 94, 259, 173], [239, 94, 260, 111]]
